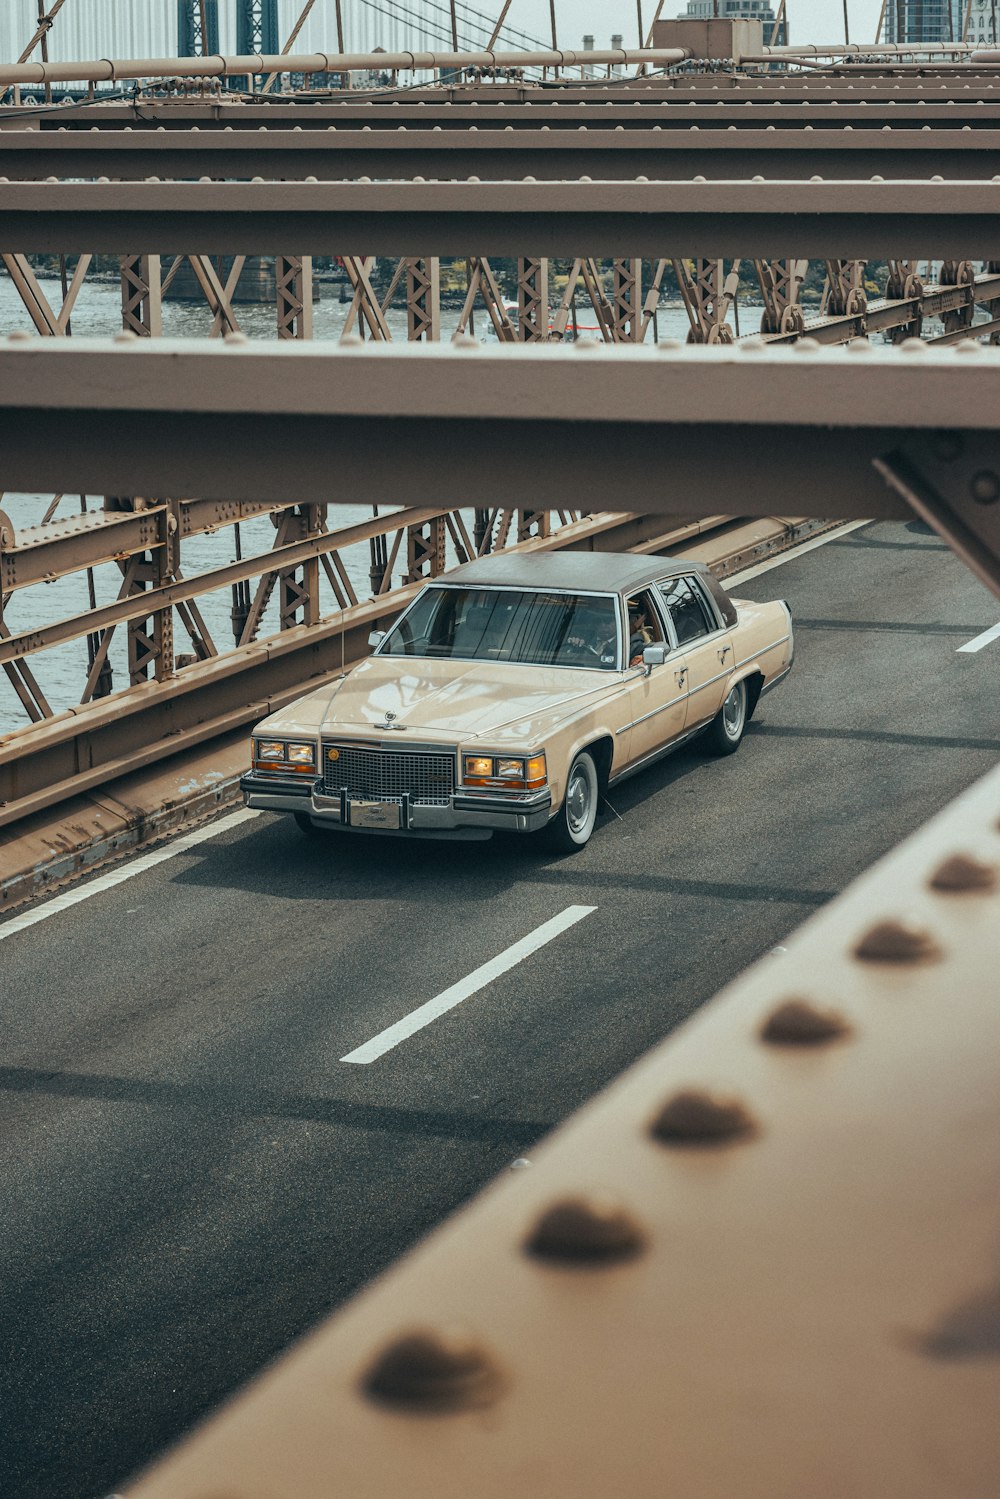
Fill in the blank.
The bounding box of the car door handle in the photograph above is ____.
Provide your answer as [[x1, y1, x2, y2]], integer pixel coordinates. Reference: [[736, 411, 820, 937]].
[[675, 667, 688, 687], [718, 644, 731, 663]]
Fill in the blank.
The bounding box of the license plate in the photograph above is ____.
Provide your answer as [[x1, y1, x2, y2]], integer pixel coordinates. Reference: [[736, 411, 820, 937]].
[[349, 801, 401, 830]]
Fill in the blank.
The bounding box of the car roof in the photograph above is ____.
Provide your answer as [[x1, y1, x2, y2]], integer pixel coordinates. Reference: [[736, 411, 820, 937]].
[[442, 550, 721, 597]]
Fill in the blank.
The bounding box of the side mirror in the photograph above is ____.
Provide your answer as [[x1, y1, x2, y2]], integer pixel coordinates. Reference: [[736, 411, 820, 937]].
[[642, 644, 667, 676], [368, 630, 386, 649]]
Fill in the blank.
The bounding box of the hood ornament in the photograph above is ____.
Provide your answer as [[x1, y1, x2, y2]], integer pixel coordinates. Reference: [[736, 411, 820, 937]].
[[374, 709, 406, 731]]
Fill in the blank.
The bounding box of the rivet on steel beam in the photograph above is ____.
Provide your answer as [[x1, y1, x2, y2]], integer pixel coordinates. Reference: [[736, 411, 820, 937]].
[[853, 918, 942, 964], [870, 174, 885, 182], [810, 175, 824, 182], [658, 339, 684, 350], [340, 332, 363, 346], [45, 175, 58, 183], [524, 1195, 646, 1265], [7, 331, 34, 343], [523, 175, 537, 182], [579, 174, 592, 182], [361, 1328, 504, 1412], [969, 470, 1000, 504], [112, 330, 139, 344], [199, 176, 212, 183], [845, 339, 873, 353], [145, 175, 161, 183], [931, 174, 944, 182], [928, 853, 998, 892], [251, 175, 264, 183], [752, 174, 765, 182], [650, 1088, 757, 1147], [223, 332, 249, 346], [760, 997, 851, 1046], [955, 342, 984, 357], [693, 174, 706, 182], [304, 175, 318, 183], [899, 338, 927, 353], [793, 337, 821, 352], [467, 174, 480, 182]]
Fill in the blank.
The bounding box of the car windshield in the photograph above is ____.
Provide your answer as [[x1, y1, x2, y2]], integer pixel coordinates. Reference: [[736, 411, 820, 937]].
[[380, 587, 620, 670]]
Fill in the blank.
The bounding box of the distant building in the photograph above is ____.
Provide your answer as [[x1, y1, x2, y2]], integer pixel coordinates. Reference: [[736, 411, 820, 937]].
[[884, 1, 966, 43], [957, 0, 998, 45], [677, 2, 786, 46]]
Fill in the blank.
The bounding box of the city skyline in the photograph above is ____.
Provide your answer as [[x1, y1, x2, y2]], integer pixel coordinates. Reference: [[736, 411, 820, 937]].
[[2, 1, 965, 62]]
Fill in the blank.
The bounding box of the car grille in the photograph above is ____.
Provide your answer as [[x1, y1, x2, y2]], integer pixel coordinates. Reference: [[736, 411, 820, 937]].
[[322, 744, 455, 806]]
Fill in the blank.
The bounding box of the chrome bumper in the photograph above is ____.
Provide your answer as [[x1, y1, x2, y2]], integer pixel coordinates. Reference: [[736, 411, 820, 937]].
[[240, 772, 552, 839]]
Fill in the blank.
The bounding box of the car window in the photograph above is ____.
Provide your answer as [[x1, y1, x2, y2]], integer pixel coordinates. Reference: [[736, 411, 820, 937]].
[[379, 587, 620, 669], [624, 590, 665, 665], [657, 576, 716, 646]]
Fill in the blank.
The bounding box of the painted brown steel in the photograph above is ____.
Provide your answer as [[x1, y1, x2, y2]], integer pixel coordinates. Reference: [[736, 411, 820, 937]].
[[3, 126, 1000, 182], [23, 98, 1000, 133], [0, 335, 964, 520], [2, 179, 999, 258]]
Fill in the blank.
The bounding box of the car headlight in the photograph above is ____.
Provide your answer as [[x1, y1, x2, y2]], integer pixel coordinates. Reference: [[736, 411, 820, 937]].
[[256, 739, 286, 762], [286, 742, 316, 765], [463, 752, 547, 790], [464, 755, 494, 779]]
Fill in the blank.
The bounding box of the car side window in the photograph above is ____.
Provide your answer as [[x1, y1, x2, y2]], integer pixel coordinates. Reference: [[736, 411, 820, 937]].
[[657, 576, 715, 647]]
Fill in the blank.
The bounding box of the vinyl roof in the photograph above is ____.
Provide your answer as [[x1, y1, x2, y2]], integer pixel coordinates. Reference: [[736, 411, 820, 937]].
[[442, 550, 714, 595]]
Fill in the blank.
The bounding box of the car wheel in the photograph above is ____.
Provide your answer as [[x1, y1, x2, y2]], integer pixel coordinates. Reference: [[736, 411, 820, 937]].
[[293, 812, 321, 836], [546, 751, 599, 852], [703, 678, 747, 757]]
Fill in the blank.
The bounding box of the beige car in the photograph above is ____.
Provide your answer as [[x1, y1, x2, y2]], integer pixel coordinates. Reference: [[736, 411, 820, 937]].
[[240, 553, 793, 852]]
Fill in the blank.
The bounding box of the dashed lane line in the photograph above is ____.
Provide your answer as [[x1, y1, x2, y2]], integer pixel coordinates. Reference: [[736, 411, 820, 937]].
[[340, 904, 598, 1065], [957, 621, 1000, 654]]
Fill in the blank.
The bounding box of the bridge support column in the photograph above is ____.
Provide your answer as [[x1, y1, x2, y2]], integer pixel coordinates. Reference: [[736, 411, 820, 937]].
[[120, 255, 162, 337], [405, 258, 440, 342], [612, 258, 642, 342], [517, 258, 549, 341], [276, 256, 313, 340]]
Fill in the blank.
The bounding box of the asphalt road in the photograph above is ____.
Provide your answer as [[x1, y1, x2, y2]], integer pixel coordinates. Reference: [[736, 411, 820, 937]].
[[1, 520, 998, 1499]]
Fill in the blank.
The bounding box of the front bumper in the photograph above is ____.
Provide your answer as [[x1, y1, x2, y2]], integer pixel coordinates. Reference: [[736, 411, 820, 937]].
[[240, 771, 552, 839]]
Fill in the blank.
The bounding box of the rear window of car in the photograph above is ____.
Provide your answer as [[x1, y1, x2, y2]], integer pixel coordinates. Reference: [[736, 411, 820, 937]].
[[379, 587, 620, 669]]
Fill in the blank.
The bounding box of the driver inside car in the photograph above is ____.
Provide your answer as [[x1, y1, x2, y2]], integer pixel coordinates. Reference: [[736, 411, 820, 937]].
[[627, 597, 654, 667]]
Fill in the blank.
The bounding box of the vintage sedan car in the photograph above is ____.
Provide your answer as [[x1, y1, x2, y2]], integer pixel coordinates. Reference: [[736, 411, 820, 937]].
[[240, 553, 792, 852]]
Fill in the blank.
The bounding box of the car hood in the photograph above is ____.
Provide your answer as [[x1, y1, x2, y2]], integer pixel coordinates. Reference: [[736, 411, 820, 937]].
[[266, 655, 618, 745]]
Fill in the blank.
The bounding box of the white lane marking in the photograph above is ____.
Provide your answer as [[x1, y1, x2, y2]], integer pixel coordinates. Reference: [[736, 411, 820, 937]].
[[341, 904, 597, 1065], [0, 808, 261, 943], [957, 621, 1000, 654], [725, 520, 868, 587]]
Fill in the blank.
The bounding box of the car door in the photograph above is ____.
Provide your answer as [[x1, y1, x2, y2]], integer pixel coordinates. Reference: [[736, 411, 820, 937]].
[[617, 588, 688, 768], [656, 574, 734, 731]]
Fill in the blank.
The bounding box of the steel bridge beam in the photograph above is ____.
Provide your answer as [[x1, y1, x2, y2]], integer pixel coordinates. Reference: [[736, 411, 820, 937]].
[[2, 179, 999, 258], [3, 127, 1000, 182], [125, 757, 1000, 1499], [4, 338, 1000, 593]]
